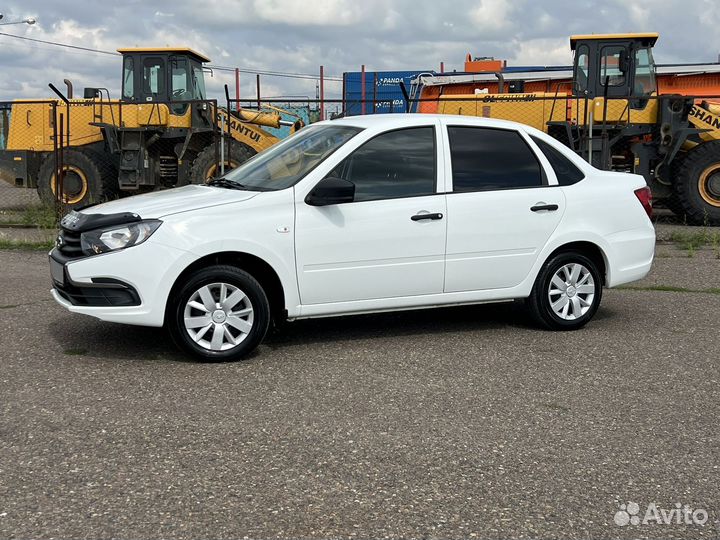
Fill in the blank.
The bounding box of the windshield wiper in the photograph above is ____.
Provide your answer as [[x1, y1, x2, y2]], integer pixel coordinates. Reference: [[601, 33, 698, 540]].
[[207, 178, 247, 190]]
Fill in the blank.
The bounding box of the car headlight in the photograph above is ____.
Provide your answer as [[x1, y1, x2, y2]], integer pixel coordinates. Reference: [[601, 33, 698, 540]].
[[80, 220, 162, 255]]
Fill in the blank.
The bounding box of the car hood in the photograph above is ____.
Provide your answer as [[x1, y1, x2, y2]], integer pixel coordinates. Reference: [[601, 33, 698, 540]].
[[81, 185, 259, 219]]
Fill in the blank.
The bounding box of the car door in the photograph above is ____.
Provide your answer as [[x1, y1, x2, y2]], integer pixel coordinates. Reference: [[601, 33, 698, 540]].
[[294, 124, 447, 305], [442, 122, 566, 293]]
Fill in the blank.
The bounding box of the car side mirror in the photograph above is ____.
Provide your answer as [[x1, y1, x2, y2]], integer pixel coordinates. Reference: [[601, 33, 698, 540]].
[[305, 177, 355, 206]]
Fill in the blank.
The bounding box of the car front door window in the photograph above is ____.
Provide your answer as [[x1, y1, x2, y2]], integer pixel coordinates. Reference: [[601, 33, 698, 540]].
[[329, 127, 436, 202]]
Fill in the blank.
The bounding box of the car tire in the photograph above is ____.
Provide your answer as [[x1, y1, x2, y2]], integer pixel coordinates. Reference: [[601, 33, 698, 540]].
[[167, 265, 271, 362], [673, 141, 720, 225], [526, 251, 603, 331]]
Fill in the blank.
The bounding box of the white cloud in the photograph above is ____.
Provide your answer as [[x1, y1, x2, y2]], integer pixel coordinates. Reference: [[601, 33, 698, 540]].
[[469, 0, 513, 31], [511, 37, 573, 67], [252, 0, 367, 25]]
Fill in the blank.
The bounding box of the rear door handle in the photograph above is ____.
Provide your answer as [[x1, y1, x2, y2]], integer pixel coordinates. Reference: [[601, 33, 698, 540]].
[[411, 212, 444, 221], [530, 204, 559, 212]]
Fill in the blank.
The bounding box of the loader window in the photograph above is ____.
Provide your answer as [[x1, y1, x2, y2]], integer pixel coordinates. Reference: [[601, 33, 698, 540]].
[[600, 46, 626, 87], [191, 66, 206, 100], [170, 58, 190, 114], [142, 57, 165, 99], [634, 47, 657, 95], [122, 56, 134, 100], [171, 59, 190, 99], [574, 44, 589, 94]]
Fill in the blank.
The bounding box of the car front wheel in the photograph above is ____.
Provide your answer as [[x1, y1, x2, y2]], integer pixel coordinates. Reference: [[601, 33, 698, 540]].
[[526, 252, 603, 330], [168, 265, 270, 361]]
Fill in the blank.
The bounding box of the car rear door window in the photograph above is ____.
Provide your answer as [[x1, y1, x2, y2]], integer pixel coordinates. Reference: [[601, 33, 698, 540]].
[[530, 136, 585, 186], [447, 127, 543, 192], [330, 127, 436, 202]]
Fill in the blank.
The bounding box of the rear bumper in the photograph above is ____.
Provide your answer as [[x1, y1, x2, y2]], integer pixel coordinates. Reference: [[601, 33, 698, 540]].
[[605, 226, 656, 287]]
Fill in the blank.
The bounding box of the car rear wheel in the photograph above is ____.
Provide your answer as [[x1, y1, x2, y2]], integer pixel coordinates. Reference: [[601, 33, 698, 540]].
[[526, 252, 603, 330], [168, 265, 270, 362]]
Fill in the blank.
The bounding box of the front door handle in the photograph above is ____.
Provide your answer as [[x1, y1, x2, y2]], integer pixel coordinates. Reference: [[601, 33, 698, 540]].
[[411, 212, 444, 221], [530, 204, 559, 212]]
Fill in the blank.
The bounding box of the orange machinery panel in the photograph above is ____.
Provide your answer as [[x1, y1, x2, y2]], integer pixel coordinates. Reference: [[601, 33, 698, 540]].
[[420, 73, 720, 103], [464, 54, 504, 73], [658, 73, 720, 97]]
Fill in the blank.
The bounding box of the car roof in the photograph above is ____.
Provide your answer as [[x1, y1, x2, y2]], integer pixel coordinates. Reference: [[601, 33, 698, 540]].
[[322, 113, 532, 132], [321, 113, 594, 174]]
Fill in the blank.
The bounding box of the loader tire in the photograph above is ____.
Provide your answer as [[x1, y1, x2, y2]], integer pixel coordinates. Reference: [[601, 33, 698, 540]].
[[37, 148, 118, 209], [673, 141, 720, 225], [654, 161, 685, 218], [188, 141, 255, 184]]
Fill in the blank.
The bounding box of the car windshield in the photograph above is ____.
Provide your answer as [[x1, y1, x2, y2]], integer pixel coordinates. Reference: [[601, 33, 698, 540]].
[[221, 124, 363, 191]]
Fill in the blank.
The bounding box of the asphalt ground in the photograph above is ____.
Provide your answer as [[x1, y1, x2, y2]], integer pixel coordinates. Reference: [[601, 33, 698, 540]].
[[0, 243, 719, 539]]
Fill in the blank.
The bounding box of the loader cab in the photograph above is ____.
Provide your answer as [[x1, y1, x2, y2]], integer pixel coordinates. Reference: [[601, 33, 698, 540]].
[[118, 47, 210, 113], [571, 33, 658, 105]]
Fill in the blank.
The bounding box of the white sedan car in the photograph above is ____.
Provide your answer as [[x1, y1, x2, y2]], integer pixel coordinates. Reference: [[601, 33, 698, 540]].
[[49, 114, 655, 361]]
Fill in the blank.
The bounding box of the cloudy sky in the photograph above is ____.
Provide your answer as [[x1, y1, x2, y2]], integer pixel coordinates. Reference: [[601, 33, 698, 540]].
[[1, 0, 719, 104]]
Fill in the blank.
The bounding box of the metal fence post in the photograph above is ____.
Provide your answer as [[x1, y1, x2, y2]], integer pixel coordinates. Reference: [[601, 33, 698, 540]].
[[58, 113, 64, 215], [220, 113, 225, 176], [320, 65, 325, 121], [361, 65, 366, 115]]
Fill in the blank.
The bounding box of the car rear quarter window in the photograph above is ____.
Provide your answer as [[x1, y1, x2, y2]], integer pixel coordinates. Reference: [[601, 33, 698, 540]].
[[331, 127, 436, 202], [447, 127, 543, 192], [530, 136, 585, 186]]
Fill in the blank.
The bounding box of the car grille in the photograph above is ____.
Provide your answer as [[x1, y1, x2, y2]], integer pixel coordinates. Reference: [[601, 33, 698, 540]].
[[56, 226, 83, 259]]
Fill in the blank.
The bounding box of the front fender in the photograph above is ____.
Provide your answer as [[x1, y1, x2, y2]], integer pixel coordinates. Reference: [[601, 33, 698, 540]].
[[155, 189, 300, 316]]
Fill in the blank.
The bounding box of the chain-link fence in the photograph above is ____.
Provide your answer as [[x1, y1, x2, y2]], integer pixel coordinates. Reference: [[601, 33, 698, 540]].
[[1, 99, 61, 232], [3, 93, 720, 228], [0, 97, 270, 224]]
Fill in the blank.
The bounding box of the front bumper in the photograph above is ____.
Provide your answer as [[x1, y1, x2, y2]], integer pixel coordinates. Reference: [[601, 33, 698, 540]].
[[48, 239, 191, 327]]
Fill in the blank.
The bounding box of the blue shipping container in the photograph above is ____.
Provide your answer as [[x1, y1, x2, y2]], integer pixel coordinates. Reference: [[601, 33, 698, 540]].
[[343, 70, 432, 115]]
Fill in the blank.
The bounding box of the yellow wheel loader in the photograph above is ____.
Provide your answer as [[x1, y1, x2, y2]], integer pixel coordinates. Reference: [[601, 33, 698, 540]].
[[431, 33, 720, 224], [0, 47, 303, 208]]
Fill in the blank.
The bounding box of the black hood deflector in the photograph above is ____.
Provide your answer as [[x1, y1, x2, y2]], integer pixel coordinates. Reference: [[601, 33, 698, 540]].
[[60, 210, 142, 233]]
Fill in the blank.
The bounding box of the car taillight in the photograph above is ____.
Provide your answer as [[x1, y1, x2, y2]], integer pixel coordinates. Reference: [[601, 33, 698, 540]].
[[634, 186, 653, 219]]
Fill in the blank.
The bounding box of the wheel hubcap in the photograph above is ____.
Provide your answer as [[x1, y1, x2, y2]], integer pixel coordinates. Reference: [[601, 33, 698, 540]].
[[548, 263, 596, 321], [183, 282, 254, 351], [50, 166, 88, 204], [698, 165, 720, 207]]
